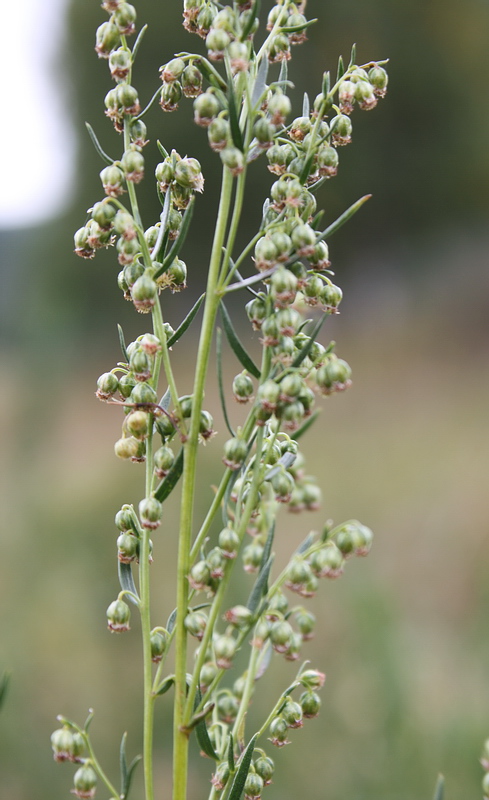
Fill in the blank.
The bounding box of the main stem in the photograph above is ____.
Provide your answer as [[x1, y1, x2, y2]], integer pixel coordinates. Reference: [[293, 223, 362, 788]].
[[173, 167, 234, 800]]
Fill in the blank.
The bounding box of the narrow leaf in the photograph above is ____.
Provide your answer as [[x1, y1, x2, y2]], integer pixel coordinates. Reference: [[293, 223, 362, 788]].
[[228, 87, 244, 152], [154, 448, 184, 502], [280, 18, 317, 34], [85, 122, 114, 165], [264, 451, 296, 481], [348, 42, 357, 68], [299, 152, 316, 185], [154, 197, 195, 279], [227, 734, 259, 800], [157, 140, 169, 159], [302, 92, 310, 117], [336, 54, 345, 83], [131, 24, 147, 59], [124, 754, 142, 799], [120, 731, 129, 792], [315, 194, 372, 243], [251, 54, 269, 107], [255, 641, 272, 680], [220, 303, 261, 379], [227, 733, 236, 774], [159, 387, 172, 412], [321, 70, 330, 97], [118, 562, 139, 605], [0, 672, 10, 712], [155, 675, 175, 696], [194, 56, 228, 90], [117, 324, 129, 363], [261, 522, 275, 569], [194, 688, 219, 760], [241, 0, 260, 41], [296, 531, 316, 555], [291, 313, 328, 369], [432, 775, 444, 800], [222, 468, 242, 526], [278, 59, 288, 87], [247, 556, 274, 613], [152, 188, 172, 263], [293, 409, 320, 440], [167, 293, 205, 347], [217, 329, 236, 437], [166, 608, 177, 633]]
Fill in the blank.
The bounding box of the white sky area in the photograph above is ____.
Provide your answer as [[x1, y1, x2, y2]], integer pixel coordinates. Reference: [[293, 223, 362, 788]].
[[1, 0, 75, 228]]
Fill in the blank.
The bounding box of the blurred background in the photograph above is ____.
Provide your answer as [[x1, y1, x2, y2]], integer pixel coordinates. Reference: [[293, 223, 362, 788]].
[[1, 0, 489, 798]]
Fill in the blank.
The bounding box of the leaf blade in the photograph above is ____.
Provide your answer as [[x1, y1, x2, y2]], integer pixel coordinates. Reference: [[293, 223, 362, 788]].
[[85, 122, 115, 165], [154, 196, 195, 279], [117, 324, 129, 363], [154, 448, 184, 503], [217, 328, 236, 437], [227, 734, 259, 800], [118, 562, 139, 605], [167, 293, 205, 348], [220, 302, 261, 379]]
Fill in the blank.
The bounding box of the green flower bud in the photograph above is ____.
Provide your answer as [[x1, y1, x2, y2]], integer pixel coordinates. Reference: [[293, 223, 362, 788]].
[[123, 261, 144, 289], [254, 236, 278, 272], [266, 143, 287, 175], [331, 113, 352, 146], [257, 379, 280, 411], [275, 307, 301, 337], [155, 158, 175, 192], [139, 497, 162, 530], [269, 619, 293, 653], [95, 21, 120, 58], [338, 79, 356, 114], [310, 541, 344, 578], [222, 437, 248, 470], [266, 590, 288, 619], [129, 350, 151, 383], [232, 372, 254, 403], [301, 480, 322, 511], [224, 605, 253, 628], [114, 2, 137, 35], [220, 146, 244, 176], [114, 436, 143, 460], [200, 660, 218, 690], [117, 373, 136, 400], [107, 598, 131, 632], [355, 79, 377, 110], [73, 226, 95, 259], [308, 240, 330, 270], [242, 541, 264, 573], [174, 157, 204, 193], [100, 164, 125, 197], [369, 65, 388, 97], [154, 446, 174, 478], [254, 755, 274, 785], [185, 610, 207, 640], [189, 560, 212, 591], [214, 634, 236, 669], [117, 531, 139, 563], [73, 763, 97, 799], [285, 558, 312, 593], [268, 90, 291, 125], [268, 716, 290, 747], [244, 773, 264, 800], [300, 690, 321, 718], [150, 629, 168, 662], [317, 145, 339, 178], [117, 83, 140, 114], [316, 357, 352, 395], [96, 371, 119, 400], [211, 762, 230, 791], [245, 295, 267, 329], [181, 64, 203, 97], [217, 692, 240, 723], [299, 669, 326, 690], [207, 546, 225, 579], [208, 116, 230, 151], [282, 699, 303, 729], [271, 470, 295, 502], [115, 505, 135, 531], [289, 115, 311, 143], [121, 149, 145, 183], [125, 409, 151, 439], [218, 526, 240, 559], [91, 200, 117, 229], [268, 32, 290, 63], [160, 80, 182, 112], [51, 726, 76, 762], [130, 118, 148, 147], [270, 266, 297, 308], [172, 183, 194, 209], [295, 608, 316, 640], [291, 222, 316, 257], [206, 27, 231, 60], [229, 40, 250, 73], [160, 57, 186, 83], [131, 274, 158, 313], [117, 235, 139, 265], [253, 117, 276, 149], [194, 91, 221, 126], [109, 46, 132, 81]]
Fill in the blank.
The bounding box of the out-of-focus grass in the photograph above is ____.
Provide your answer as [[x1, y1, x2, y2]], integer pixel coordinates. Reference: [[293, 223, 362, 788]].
[[1, 261, 489, 800]]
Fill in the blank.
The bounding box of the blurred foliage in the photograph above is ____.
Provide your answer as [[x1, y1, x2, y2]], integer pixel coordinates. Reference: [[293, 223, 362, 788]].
[[1, 1, 489, 800]]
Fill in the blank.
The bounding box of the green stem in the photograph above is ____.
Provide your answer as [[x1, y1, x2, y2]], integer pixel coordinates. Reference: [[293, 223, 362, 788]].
[[173, 166, 234, 800]]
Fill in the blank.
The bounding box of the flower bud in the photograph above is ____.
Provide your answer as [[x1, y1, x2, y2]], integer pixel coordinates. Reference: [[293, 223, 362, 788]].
[[289, 116, 311, 142], [254, 236, 278, 272], [268, 32, 291, 63], [331, 113, 352, 146], [189, 560, 212, 591], [217, 692, 240, 723], [214, 634, 236, 668], [295, 608, 316, 640], [91, 200, 117, 229], [266, 591, 288, 619], [242, 541, 264, 573], [315, 357, 352, 395], [208, 116, 230, 151], [114, 2, 137, 35], [115, 505, 135, 531], [139, 497, 162, 530], [211, 762, 230, 791], [51, 726, 76, 762], [220, 146, 244, 176], [117, 531, 139, 563], [282, 700, 303, 728], [218, 526, 240, 559], [73, 226, 95, 259], [96, 371, 119, 400], [253, 117, 276, 149], [117, 83, 141, 114], [254, 755, 274, 785], [114, 436, 143, 460], [130, 118, 148, 147], [123, 262, 144, 290], [301, 480, 322, 511], [95, 21, 120, 57], [222, 437, 248, 470], [271, 470, 295, 502], [300, 689, 321, 718], [160, 57, 186, 83], [172, 183, 194, 209], [207, 546, 225, 579], [338, 79, 356, 114], [245, 295, 267, 329], [317, 145, 339, 178], [229, 41, 250, 73], [200, 661, 218, 690], [269, 619, 293, 653], [299, 668, 326, 690], [130, 382, 157, 406], [129, 350, 152, 383], [206, 27, 231, 60], [154, 446, 175, 478], [268, 90, 291, 125], [100, 165, 125, 197], [291, 222, 316, 256], [160, 80, 183, 112], [109, 47, 132, 81], [107, 598, 131, 632], [150, 629, 168, 662], [308, 240, 330, 270], [194, 91, 220, 126], [244, 773, 264, 800], [355, 80, 377, 111], [270, 266, 297, 308], [369, 65, 388, 97], [310, 542, 345, 578], [185, 610, 207, 640], [268, 716, 289, 747], [174, 157, 204, 193], [224, 604, 253, 628], [73, 763, 97, 799], [122, 149, 145, 183], [257, 379, 280, 411], [126, 409, 151, 439], [285, 558, 313, 593], [131, 274, 158, 313], [182, 63, 203, 97]]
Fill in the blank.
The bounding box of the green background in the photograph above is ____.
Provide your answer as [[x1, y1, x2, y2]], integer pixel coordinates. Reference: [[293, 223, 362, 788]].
[[1, 1, 489, 798]]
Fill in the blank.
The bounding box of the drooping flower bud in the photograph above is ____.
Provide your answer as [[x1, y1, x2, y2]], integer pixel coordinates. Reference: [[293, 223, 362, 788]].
[[222, 437, 248, 470], [244, 773, 264, 800], [220, 146, 245, 176], [96, 371, 119, 400], [185, 610, 207, 640], [218, 526, 240, 559], [232, 372, 254, 403], [214, 634, 236, 669], [121, 149, 145, 183], [100, 165, 125, 197], [160, 80, 183, 112], [150, 629, 169, 662], [109, 47, 132, 81], [131, 274, 158, 313], [282, 699, 303, 728], [174, 157, 204, 193], [194, 91, 220, 126], [154, 446, 175, 479], [331, 113, 353, 146], [73, 764, 97, 799], [300, 689, 321, 718], [181, 63, 203, 97], [51, 726, 76, 762], [160, 57, 186, 83], [95, 21, 120, 58], [107, 598, 131, 632], [315, 357, 352, 395], [114, 2, 137, 35], [268, 716, 290, 747], [139, 496, 162, 530], [369, 65, 388, 97], [189, 559, 212, 591]]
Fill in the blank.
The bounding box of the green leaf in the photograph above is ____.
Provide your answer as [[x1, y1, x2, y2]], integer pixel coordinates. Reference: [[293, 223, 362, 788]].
[[0, 672, 10, 712], [247, 556, 274, 614], [157, 140, 169, 159], [167, 293, 205, 348], [124, 754, 142, 800], [264, 451, 296, 481], [131, 24, 147, 59], [159, 387, 171, 412], [299, 152, 316, 185], [302, 92, 310, 117], [217, 329, 236, 437], [348, 42, 357, 68], [336, 54, 345, 82], [293, 409, 320, 440], [194, 688, 219, 760], [240, 0, 260, 41], [137, 84, 163, 120], [296, 531, 316, 555], [220, 302, 261, 379], [228, 86, 244, 152], [166, 608, 177, 633], [120, 731, 129, 792], [154, 448, 184, 502], [227, 733, 236, 774], [85, 122, 115, 165], [152, 187, 172, 263], [316, 194, 371, 243], [432, 775, 444, 800], [255, 640, 272, 680], [194, 56, 228, 90], [222, 468, 243, 526], [155, 675, 175, 696], [278, 59, 288, 87], [291, 313, 328, 369], [251, 54, 269, 107], [117, 324, 129, 363], [154, 196, 195, 279], [321, 70, 330, 97], [280, 18, 317, 34], [118, 562, 139, 605], [227, 734, 259, 800]]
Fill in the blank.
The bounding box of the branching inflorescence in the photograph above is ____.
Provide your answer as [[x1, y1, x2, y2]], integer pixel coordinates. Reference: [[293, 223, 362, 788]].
[[54, 2, 388, 800]]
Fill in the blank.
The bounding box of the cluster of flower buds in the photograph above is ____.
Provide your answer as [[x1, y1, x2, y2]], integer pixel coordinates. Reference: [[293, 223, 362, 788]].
[[211, 751, 275, 797], [268, 670, 325, 747], [51, 721, 97, 799]]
